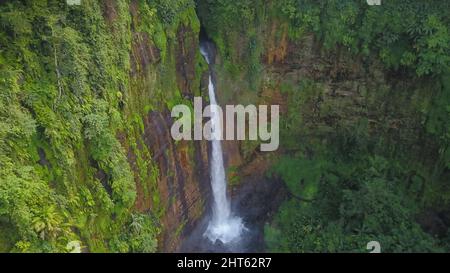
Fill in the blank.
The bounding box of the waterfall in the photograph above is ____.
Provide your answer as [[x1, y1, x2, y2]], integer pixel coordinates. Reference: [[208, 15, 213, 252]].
[[200, 44, 244, 244]]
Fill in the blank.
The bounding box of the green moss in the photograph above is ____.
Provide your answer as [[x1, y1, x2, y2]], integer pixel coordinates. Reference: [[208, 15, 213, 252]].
[[0, 0, 202, 253], [175, 219, 188, 238]]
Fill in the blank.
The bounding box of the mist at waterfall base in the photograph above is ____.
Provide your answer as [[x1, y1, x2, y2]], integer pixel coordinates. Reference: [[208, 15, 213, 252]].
[[200, 43, 245, 245]]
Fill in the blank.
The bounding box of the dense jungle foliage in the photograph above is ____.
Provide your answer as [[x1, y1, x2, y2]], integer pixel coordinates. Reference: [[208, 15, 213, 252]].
[[1, 0, 449, 253], [0, 0, 200, 252]]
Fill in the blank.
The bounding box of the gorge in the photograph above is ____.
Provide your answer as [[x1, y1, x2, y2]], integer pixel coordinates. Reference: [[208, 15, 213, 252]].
[[0, 0, 449, 253]]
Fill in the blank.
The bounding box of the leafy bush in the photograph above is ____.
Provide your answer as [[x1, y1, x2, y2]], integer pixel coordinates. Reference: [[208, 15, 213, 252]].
[[110, 213, 159, 253], [267, 155, 444, 252]]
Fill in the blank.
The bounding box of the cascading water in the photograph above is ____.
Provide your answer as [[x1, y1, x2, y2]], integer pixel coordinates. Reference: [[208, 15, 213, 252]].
[[200, 44, 244, 245]]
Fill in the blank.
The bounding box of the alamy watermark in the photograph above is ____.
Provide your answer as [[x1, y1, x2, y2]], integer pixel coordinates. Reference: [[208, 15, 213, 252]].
[[170, 97, 279, 152], [367, 0, 381, 5], [66, 0, 81, 5], [367, 241, 381, 253]]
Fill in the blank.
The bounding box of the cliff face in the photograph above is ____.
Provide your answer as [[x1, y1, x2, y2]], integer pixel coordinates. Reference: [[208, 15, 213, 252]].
[[198, 1, 443, 187], [0, 0, 209, 252], [1, 0, 448, 253], [196, 1, 450, 252], [125, 0, 210, 252]]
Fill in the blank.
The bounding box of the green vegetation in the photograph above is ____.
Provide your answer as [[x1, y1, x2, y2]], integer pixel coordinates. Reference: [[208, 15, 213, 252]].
[[267, 148, 446, 252], [275, 0, 450, 76], [0, 0, 201, 252], [270, 1, 450, 252], [109, 213, 159, 253], [1, 0, 448, 253], [197, 0, 266, 91], [197, 0, 450, 252]]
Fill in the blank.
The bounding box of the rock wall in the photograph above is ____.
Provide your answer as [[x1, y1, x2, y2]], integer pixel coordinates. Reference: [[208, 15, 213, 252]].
[[203, 11, 435, 183], [121, 0, 211, 251], [0, 0, 210, 252]]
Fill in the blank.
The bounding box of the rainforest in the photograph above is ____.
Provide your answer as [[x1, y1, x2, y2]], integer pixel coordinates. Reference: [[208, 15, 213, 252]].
[[0, 0, 449, 254]]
